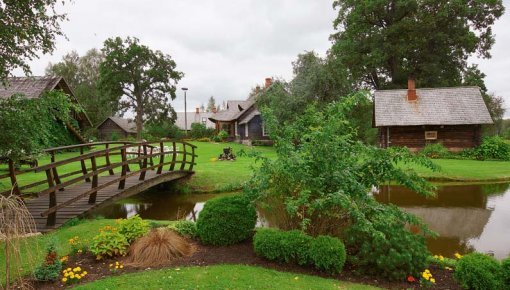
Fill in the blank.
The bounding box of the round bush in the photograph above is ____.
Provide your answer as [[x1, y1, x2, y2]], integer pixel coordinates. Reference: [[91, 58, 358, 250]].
[[454, 253, 504, 290], [196, 195, 257, 246], [500, 257, 510, 286], [308, 235, 346, 274], [253, 228, 312, 265]]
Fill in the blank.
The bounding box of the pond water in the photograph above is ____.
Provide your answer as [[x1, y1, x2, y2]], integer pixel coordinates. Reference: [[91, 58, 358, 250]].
[[88, 182, 510, 259]]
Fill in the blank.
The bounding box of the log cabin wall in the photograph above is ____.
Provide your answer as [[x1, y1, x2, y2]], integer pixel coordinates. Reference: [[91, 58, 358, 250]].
[[378, 125, 482, 152], [98, 119, 130, 140]]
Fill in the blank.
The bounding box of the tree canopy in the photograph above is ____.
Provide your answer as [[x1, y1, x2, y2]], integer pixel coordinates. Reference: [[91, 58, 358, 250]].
[[98, 37, 183, 139], [330, 0, 505, 89], [206, 96, 216, 112], [0, 0, 67, 84], [46, 49, 117, 125]]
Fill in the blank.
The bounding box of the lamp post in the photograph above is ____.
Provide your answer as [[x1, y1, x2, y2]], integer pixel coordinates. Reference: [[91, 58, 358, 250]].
[[182, 87, 188, 135]]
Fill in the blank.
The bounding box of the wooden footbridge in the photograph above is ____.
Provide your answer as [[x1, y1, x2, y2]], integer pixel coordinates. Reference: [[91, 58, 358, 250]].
[[0, 140, 196, 232]]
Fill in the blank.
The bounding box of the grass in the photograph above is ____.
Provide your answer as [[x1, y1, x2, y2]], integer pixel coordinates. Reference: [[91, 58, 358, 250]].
[[73, 264, 380, 290]]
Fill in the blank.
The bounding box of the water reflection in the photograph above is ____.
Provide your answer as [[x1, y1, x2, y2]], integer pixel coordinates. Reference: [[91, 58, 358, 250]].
[[375, 183, 510, 259]]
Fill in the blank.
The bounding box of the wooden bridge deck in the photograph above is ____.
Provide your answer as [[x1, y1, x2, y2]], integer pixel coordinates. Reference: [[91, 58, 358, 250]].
[[25, 170, 191, 232]]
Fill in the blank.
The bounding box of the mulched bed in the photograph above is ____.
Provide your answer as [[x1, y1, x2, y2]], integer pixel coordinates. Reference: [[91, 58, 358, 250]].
[[28, 238, 462, 290]]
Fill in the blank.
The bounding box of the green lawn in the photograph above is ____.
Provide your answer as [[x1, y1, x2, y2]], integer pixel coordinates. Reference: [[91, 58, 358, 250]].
[[405, 158, 510, 181], [74, 264, 380, 290]]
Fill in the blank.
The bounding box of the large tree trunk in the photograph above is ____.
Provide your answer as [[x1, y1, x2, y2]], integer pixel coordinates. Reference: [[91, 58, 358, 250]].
[[135, 95, 143, 140]]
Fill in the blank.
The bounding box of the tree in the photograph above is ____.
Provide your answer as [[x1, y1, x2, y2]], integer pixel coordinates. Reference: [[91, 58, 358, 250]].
[[98, 37, 183, 139], [206, 96, 216, 112], [0, 0, 67, 84], [330, 0, 505, 89], [200, 103, 205, 113], [46, 49, 117, 125]]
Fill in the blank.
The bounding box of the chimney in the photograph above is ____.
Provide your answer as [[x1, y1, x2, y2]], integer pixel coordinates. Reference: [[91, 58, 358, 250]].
[[407, 78, 417, 101], [212, 107, 217, 113], [195, 107, 199, 114], [265, 77, 273, 88]]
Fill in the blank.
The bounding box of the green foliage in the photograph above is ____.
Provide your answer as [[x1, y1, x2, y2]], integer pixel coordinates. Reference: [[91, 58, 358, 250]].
[[454, 253, 504, 290], [308, 235, 346, 274], [89, 228, 129, 260], [502, 257, 510, 286], [144, 120, 183, 139], [190, 123, 215, 139], [331, 0, 505, 89], [426, 255, 457, 270], [476, 136, 510, 160], [345, 201, 430, 280], [168, 220, 197, 239], [0, 0, 67, 83], [213, 130, 229, 142], [196, 195, 257, 246], [253, 228, 312, 266], [117, 214, 150, 243], [99, 36, 184, 138], [421, 143, 450, 159], [0, 91, 80, 162], [34, 240, 62, 281], [110, 132, 120, 141]]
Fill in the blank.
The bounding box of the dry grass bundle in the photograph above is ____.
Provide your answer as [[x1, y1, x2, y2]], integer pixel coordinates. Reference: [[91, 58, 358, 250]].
[[1, 192, 38, 290], [125, 228, 193, 268]]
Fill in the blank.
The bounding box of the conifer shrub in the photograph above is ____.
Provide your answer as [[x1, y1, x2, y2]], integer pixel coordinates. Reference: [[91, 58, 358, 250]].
[[196, 195, 257, 246], [454, 253, 504, 290]]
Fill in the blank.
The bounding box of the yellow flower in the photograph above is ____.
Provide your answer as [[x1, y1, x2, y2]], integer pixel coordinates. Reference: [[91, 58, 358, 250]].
[[62, 277, 68, 282], [64, 272, 69, 277], [83, 271, 88, 275], [109, 263, 113, 267], [120, 265, 124, 269], [115, 266, 119, 269], [430, 278, 436, 283], [70, 274, 75, 279], [439, 255, 444, 261], [455, 253, 463, 259], [67, 267, 72, 272]]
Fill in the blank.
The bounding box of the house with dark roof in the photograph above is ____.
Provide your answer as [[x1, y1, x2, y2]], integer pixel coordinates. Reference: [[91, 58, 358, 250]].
[[175, 108, 215, 132], [96, 117, 137, 140], [374, 79, 493, 152], [208, 78, 272, 143], [0, 76, 93, 143]]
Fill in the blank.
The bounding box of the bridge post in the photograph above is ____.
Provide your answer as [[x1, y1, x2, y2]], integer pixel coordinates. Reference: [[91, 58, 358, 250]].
[[170, 142, 176, 171], [118, 148, 127, 190], [50, 152, 64, 191], [156, 141, 165, 174], [88, 156, 98, 204], [45, 169, 57, 227], [149, 147, 154, 168], [80, 147, 91, 182], [105, 143, 115, 175], [139, 144, 148, 181], [189, 145, 196, 171], [180, 143, 187, 171], [8, 159, 20, 195]]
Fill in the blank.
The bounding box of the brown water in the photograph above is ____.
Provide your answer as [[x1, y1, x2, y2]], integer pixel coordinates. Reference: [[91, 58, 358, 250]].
[[88, 183, 510, 259]]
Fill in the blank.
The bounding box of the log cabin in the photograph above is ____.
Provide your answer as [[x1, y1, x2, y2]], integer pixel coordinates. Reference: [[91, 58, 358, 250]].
[[374, 79, 493, 152], [96, 117, 137, 140]]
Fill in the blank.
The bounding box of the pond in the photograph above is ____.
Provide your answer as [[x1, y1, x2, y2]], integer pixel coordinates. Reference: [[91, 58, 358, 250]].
[[88, 182, 510, 259]]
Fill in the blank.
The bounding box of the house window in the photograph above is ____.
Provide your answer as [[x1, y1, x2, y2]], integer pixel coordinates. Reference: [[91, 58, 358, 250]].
[[201, 117, 207, 125], [262, 122, 269, 136], [425, 131, 437, 140]]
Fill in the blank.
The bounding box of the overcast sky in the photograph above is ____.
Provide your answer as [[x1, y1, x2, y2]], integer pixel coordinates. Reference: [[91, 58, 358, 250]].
[[23, 0, 510, 117]]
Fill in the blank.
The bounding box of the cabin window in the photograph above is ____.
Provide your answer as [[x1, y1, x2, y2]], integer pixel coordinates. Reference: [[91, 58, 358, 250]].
[[201, 117, 207, 124], [425, 131, 437, 140], [262, 122, 269, 136]]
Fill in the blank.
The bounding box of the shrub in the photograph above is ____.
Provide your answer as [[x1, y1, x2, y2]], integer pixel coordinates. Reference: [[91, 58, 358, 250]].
[[253, 228, 312, 266], [117, 214, 150, 243], [168, 220, 197, 239], [195, 137, 211, 142], [190, 123, 215, 139], [308, 235, 346, 274], [89, 227, 129, 260], [196, 195, 257, 246], [110, 132, 119, 141], [502, 257, 510, 286], [252, 140, 274, 146], [126, 228, 193, 267], [454, 253, 504, 290], [476, 136, 510, 160], [420, 143, 450, 159], [34, 240, 62, 281], [144, 120, 183, 139], [345, 205, 430, 281], [212, 130, 229, 142]]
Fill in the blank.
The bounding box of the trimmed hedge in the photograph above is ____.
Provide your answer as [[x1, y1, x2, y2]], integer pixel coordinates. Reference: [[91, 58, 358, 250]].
[[502, 257, 510, 286], [309, 235, 346, 274], [196, 195, 257, 246], [454, 253, 504, 290], [253, 228, 346, 274]]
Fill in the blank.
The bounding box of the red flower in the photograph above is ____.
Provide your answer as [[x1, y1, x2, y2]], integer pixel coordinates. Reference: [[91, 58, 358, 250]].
[[407, 275, 416, 283]]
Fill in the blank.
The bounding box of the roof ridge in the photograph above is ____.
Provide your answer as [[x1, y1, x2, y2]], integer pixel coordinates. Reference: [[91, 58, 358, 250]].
[[376, 86, 480, 92]]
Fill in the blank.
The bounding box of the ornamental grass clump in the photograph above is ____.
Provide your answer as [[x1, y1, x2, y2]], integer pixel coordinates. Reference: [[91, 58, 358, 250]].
[[126, 228, 193, 267], [454, 253, 504, 290], [196, 195, 257, 246]]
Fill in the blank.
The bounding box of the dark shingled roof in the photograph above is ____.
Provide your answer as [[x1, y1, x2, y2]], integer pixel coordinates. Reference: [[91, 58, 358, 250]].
[[0, 76, 63, 99], [374, 87, 493, 127], [97, 117, 137, 133], [209, 99, 255, 122]]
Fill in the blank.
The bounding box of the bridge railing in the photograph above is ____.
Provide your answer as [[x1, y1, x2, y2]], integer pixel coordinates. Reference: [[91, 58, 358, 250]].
[[0, 140, 197, 226]]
